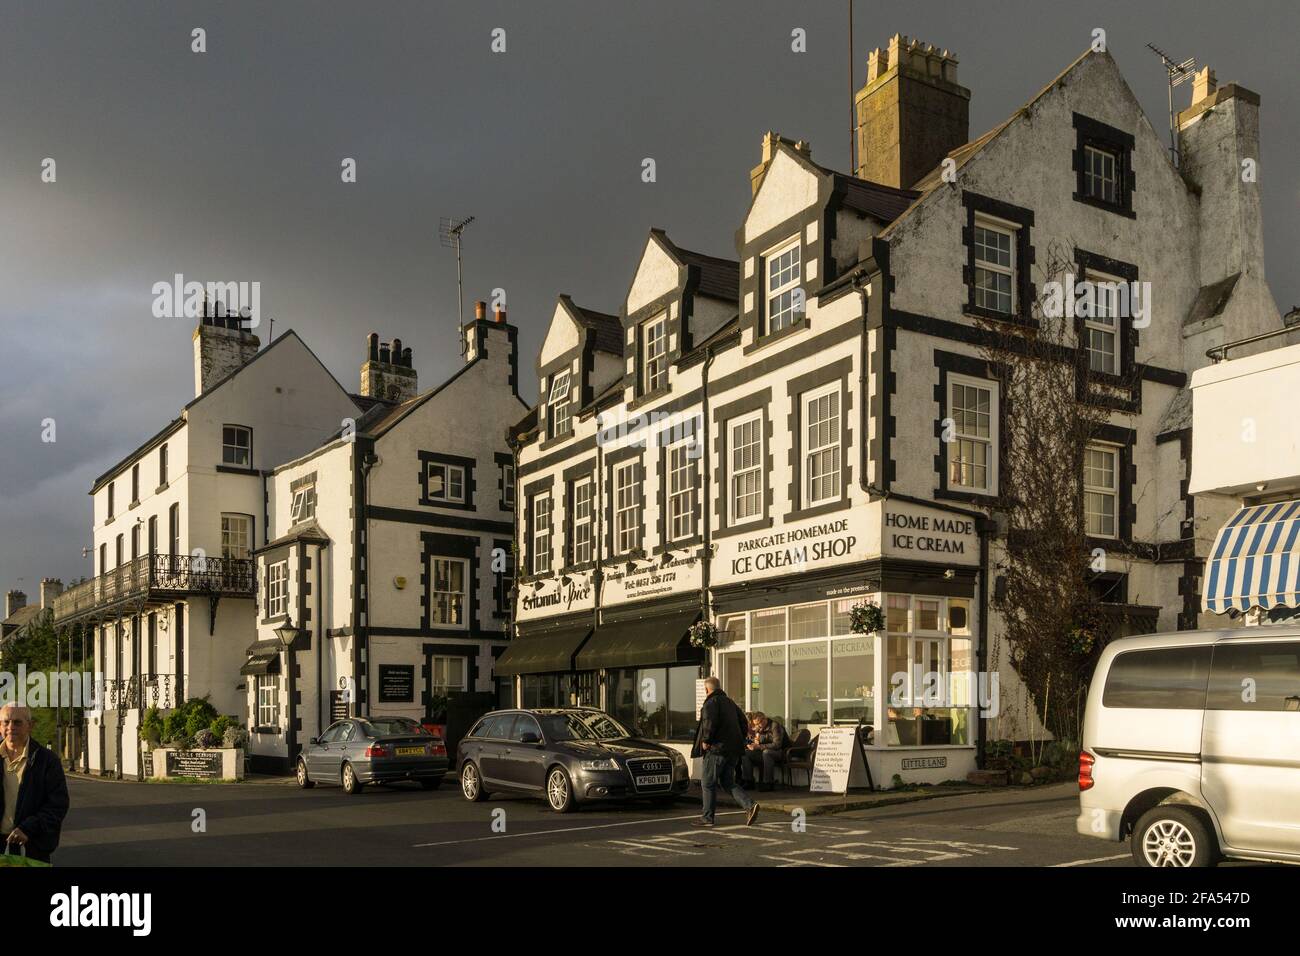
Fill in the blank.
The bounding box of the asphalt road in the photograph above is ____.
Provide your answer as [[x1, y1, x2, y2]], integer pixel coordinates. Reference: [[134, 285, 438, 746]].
[[55, 775, 1148, 867]]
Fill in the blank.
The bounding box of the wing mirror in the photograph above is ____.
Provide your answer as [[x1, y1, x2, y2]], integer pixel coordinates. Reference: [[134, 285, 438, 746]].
[[308, 737, 319, 746], [520, 732, 542, 745]]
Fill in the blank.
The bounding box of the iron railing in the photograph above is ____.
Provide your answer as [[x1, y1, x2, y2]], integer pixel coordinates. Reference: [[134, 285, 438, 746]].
[[95, 673, 176, 711], [54, 553, 255, 624]]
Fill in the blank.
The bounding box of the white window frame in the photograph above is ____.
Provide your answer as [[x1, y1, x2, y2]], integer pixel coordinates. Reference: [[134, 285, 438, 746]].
[[802, 383, 841, 506], [256, 674, 279, 728], [426, 463, 465, 504], [222, 425, 252, 467], [1083, 144, 1119, 205], [730, 412, 764, 525], [764, 237, 802, 334], [502, 463, 515, 507], [221, 513, 253, 560], [431, 656, 467, 695], [642, 314, 668, 393], [266, 560, 288, 618], [1083, 271, 1120, 375], [947, 374, 998, 494], [667, 442, 697, 541], [972, 218, 1015, 315], [614, 460, 642, 554], [548, 370, 573, 440], [531, 493, 552, 574], [289, 485, 317, 524], [429, 556, 468, 626], [571, 478, 594, 565], [1084, 443, 1120, 539]]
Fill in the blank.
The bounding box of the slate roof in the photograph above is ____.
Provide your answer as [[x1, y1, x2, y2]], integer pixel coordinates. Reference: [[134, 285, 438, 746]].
[[654, 232, 740, 302], [1185, 274, 1242, 327], [807, 161, 921, 222], [564, 298, 623, 355], [257, 520, 330, 552]]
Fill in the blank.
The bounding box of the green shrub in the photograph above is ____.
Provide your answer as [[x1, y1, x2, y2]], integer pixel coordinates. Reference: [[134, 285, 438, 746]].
[[209, 715, 236, 740], [179, 697, 219, 738], [139, 706, 164, 744]]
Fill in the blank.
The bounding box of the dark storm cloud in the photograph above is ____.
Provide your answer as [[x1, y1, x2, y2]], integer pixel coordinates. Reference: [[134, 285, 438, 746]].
[[1, 0, 1295, 590]]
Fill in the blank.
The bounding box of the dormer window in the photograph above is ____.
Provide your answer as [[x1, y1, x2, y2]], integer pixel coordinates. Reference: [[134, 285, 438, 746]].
[[764, 239, 802, 334], [548, 370, 573, 439], [641, 315, 668, 394], [290, 484, 317, 524]]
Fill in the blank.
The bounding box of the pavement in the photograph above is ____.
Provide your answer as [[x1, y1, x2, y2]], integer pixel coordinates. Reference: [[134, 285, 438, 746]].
[[55, 772, 1171, 867]]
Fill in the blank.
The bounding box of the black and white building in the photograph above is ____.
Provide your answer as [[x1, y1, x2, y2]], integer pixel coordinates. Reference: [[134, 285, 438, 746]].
[[501, 37, 1287, 784]]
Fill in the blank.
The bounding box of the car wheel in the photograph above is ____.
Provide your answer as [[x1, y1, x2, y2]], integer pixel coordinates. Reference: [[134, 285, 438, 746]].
[[420, 777, 442, 791], [341, 762, 365, 795], [1132, 806, 1216, 867], [546, 766, 576, 813], [461, 762, 487, 802], [296, 758, 315, 789]]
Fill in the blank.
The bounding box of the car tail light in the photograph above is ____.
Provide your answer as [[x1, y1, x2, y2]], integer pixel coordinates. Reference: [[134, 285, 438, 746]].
[[366, 744, 390, 758], [431, 738, 446, 756], [1078, 750, 1095, 791]]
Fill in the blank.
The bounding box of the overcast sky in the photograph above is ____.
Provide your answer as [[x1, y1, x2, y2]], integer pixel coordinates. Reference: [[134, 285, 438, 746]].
[[1, 0, 1296, 596]]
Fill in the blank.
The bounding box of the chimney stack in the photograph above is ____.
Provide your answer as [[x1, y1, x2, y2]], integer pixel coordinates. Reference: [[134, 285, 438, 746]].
[[193, 300, 260, 396], [360, 333, 418, 404], [855, 34, 970, 189], [39, 578, 63, 610], [4, 590, 26, 619]]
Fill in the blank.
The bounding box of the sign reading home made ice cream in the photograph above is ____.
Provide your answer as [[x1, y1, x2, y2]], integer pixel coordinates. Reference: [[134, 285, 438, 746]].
[[881, 501, 980, 565], [714, 511, 871, 586]]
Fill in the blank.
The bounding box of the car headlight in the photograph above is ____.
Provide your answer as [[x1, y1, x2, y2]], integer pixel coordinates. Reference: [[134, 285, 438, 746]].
[[670, 750, 687, 766], [579, 758, 621, 771]]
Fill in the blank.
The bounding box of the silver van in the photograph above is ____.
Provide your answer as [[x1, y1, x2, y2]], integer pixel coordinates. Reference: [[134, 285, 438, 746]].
[[1077, 627, 1300, 866]]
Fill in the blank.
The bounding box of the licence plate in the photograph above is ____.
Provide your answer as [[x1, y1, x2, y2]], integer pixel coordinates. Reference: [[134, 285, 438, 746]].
[[396, 746, 425, 756], [636, 774, 671, 787]]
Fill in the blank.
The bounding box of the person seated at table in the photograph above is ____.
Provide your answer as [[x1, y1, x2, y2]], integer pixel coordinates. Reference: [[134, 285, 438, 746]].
[[741, 712, 788, 791]]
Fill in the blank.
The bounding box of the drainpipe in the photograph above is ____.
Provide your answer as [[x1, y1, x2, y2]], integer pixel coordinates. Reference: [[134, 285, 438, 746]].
[[316, 540, 324, 738], [699, 344, 717, 677], [359, 446, 378, 717], [592, 416, 604, 700], [508, 432, 522, 707], [854, 273, 996, 770]]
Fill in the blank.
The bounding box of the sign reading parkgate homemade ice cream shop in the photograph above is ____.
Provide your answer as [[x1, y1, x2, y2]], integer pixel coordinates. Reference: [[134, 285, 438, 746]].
[[714, 511, 872, 586]]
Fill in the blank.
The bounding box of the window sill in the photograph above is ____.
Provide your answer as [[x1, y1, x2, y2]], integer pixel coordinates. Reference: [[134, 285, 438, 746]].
[[155, 483, 169, 495], [933, 487, 997, 506], [961, 308, 1036, 329], [743, 316, 808, 356], [713, 517, 774, 540], [627, 384, 672, 413], [216, 465, 259, 477], [1071, 192, 1135, 219], [129, 500, 141, 510], [784, 499, 851, 524]]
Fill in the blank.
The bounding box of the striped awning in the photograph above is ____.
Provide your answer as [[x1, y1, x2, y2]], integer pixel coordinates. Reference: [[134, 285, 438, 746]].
[[1203, 501, 1300, 613]]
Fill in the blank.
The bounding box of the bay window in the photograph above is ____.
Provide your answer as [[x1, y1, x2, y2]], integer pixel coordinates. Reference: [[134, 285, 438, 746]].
[[266, 561, 288, 618]]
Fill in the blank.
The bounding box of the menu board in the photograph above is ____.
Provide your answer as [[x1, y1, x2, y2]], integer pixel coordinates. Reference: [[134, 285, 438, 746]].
[[810, 726, 860, 794]]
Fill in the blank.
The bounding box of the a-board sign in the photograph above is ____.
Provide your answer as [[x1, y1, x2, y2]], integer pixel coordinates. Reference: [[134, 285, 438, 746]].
[[695, 679, 709, 719], [810, 725, 861, 793], [329, 691, 349, 723]]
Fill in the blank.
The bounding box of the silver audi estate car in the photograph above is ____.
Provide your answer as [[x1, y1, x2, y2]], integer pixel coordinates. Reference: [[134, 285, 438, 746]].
[[1077, 627, 1300, 866]]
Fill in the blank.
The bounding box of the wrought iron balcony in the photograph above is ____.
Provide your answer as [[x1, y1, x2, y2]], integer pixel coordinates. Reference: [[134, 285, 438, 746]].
[[54, 553, 255, 627], [95, 674, 176, 712]]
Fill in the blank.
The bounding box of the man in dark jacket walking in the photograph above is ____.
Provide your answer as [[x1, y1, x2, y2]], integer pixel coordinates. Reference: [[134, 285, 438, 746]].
[[690, 677, 759, 827], [1, 703, 70, 863]]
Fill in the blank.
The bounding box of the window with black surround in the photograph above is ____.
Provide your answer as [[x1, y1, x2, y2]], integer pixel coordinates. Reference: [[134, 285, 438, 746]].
[[1073, 248, 1139, 396], [492, 537, 513, 619], [962, 192, 1035, 325], [568, 475, 595, 565], [604, 446, 645, 558], [1072, 113, 1135, 217], [1082, 424, 1136, 544], [763, 237, 803, 335], [933, 351, 1003, 504], [548, 370, 573, 440], [419, 452, 476, 510], [531, 492, 552, 574], [640, 313, 668, 395]]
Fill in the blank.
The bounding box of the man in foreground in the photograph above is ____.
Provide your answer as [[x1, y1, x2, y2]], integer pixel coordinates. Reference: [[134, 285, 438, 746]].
[[1, 703, 70, 863], [691, 677, 759, 827]]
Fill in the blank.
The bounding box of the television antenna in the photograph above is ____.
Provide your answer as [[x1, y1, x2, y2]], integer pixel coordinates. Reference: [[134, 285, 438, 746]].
[[439, 215, 475, 355], [1147, 43, 1196, 168]]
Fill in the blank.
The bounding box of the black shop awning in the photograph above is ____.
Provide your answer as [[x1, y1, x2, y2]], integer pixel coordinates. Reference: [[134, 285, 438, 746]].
[[494, 625, 592, 676], [239, 652, 281, 676], [575, 609, 701, 671]]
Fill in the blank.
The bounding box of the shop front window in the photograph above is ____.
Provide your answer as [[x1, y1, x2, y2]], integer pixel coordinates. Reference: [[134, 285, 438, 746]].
[[607, 664, 696, 741], [884, 595, 973, 747], [832, 635, 874, 725], [521, 672, 596, 709], [789, 641, 828, 734], [750, 644, 786, 727]]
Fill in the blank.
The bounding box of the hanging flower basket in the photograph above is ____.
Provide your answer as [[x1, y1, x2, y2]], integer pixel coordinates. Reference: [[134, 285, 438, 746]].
[[849, 601, 886, 635], [688, 620, 719, 649]]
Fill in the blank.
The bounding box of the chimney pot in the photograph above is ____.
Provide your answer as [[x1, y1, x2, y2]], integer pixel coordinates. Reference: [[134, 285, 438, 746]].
[[367, 332, 379, 361], [475, 301, 487, 321], [402, 346, 412, 366], [391, 337, 402, 362], [1192, 66, 1217, 104], [494, 306, 507, 324], [379, 342, 391, 364]]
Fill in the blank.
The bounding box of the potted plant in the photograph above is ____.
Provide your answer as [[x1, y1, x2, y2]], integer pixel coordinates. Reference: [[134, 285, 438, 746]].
[[688, 620, 719, 650], [849, 601, 886, 635]]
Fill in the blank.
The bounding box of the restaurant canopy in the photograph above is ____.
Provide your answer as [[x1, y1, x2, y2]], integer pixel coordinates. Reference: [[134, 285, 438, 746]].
[[575, 608, 700, 671], [494, 624, 592, 676], [1203, 500, 1300, 614]]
